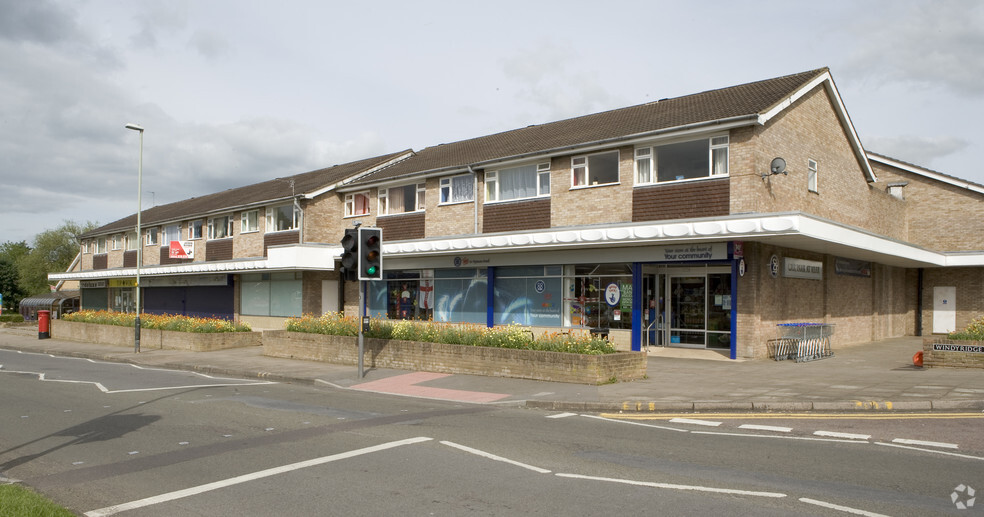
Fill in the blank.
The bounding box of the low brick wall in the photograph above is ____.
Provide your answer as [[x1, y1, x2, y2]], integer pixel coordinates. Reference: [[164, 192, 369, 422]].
[[262, 330, 647, 384], [922, 338, 984, 368], [51, 320, 261, 352]]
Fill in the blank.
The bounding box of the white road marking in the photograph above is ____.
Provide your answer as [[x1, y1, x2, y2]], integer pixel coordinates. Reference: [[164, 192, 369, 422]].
[[814, 431, 871, 440], [874, 442, 984, 461], [556, 473, 786, 498], [690, 431, 869, 443], [891, 438, 958, 449], [84, 437, 434, 517], [0, 364, 275, 393], [739, 424, 792, 433], [799, 497, 890, 516], [580, 414, 689, 432], [546, 412, 577, 419], [669, 418, 722, 427], [440, 441, 551, 474]]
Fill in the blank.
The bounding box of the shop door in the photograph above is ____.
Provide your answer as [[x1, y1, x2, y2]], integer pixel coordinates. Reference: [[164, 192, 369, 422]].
[[668, 275, 706, 347], [642, 274, 666, 348]]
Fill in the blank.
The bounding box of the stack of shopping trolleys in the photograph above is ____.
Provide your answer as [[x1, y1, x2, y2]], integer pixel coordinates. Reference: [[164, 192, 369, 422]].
[[768, 323, 835, 362]]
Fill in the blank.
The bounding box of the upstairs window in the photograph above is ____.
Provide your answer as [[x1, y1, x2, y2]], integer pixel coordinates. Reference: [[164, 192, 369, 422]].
[[440, 174, 475, 204], [266, 204, 298, 232], [241, 210, 259, 233], [96, 237, 107, 254], [380, 183, 425, 215], [208, 215, 233, 240], [572, 151, 619, 187], [145, 228, 158, 246], [162, 224, 181, 244], [124, 231, 138, 251], [486, 162, 550, 202], [82, 241, 89, 254], [112, 234, 122, 250], [635, 135, 729, 184], [190, 219, 204, 239], [345, 192, 370, 217], [808, 159, 818, 193]]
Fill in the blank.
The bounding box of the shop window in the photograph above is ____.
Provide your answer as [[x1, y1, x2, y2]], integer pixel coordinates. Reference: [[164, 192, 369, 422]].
[[190, 219, 204, 239], [572, 150, 619, 187], [345, 192, 370, 217], [494, 266, 563, 326], [379, 184, 425, 215], [207, 216, 232, 240], [367, 271, 430, 320], [433, 268, 487, 323], [241, 210, 259, 233], [486, 162, 550, 202], [565, 263, 633, 330], [439, 174, 474, 204], [635, 135, 729, 184], [240, 272, 302, 317], [266, 204, 298, 232]]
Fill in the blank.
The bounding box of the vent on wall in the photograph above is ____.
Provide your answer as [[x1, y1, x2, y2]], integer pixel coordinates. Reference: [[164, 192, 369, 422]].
[[887, 182, 908, 200]]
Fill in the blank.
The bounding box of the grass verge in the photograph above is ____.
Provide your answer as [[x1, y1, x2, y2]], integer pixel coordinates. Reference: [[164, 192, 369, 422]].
[[0, 484, 74, 517]]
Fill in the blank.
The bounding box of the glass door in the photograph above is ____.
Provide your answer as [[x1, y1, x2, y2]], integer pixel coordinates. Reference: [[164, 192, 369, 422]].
[[668, 276, 706, 347]]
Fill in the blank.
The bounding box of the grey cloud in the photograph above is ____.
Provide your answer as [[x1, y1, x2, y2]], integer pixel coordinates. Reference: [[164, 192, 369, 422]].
[[0, 0, 82, 45], [866, 135, 968, 168], [129, 1, 190, 49], [189, 30, 230, 61]]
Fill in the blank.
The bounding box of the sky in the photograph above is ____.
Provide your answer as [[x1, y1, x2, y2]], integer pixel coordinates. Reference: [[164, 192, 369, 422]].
[[1, 0, 982, 245]]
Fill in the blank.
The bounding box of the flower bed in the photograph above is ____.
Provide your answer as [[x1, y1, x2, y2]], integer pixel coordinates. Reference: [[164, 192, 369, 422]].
[[54, 311, 260, 351], [268, 314, 645, 384], [921, 316, 984, 368]]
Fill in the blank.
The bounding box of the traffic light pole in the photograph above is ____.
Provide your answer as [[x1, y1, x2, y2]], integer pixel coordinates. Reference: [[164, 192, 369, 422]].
[[358, 279, 365, 379]]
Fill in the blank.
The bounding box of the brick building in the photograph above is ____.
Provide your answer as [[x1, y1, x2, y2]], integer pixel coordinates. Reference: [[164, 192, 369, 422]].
[[51, 68, 984, 358]]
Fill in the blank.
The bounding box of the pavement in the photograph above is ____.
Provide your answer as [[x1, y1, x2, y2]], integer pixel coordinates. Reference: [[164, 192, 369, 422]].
[[2, 325, 983, 413]]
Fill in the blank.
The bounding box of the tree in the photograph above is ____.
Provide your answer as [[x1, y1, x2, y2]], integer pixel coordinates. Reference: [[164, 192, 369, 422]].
[[0, 257, 24, 311], [19, 220, 98, 296]]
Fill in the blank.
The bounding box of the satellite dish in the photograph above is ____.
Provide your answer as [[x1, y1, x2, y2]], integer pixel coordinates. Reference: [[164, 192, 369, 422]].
[[770, 157, 787, 175]]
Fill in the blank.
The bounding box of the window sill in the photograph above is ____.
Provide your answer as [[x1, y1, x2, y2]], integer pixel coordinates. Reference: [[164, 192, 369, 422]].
[[570, 182, 619, 190], [264, 229, 299, 234], [438, 199, 475, 207], [484, 196, 549, 205], [240, 230, 259, 234], [343, 213, 370, 218], [378, 211, 425, 217], [207, 237, 233, 241], [634, 175, 729, 187]]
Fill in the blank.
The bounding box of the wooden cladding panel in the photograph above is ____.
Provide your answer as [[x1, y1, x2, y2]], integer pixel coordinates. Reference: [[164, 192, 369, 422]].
[[483, 198, 551, 234], [123, 251, 137, 268], [632, 178, 730, 222], [376, 213, 426, 241], [205, 239, 233, 261], [264, 230, 300, 257], [92, 254, 107, 270]]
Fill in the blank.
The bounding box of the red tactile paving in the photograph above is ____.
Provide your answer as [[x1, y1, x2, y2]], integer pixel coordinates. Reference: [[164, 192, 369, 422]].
[[351, 372, 510, 403]]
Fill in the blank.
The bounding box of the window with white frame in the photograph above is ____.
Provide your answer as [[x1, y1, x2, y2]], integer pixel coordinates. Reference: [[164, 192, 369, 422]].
[[265, 204, 298, 232], [96, 237, 107, 254], [808, 159, 818, 193], [345, 192, 370, 217], [241, 210, 259, 233], [208, 215, 233, 239], [439, 173, 474, 204], [485, 162, 550, 202], [145, 228, 158, 246], [635, 135, 729, 184], [82, 240, 89, 254], [190, 219, 204, 239], [379, 183, 425, 215], [572, 151, 619, 187], [162, 224, 181, 245], [112, 234, 122, 250], [125, 231, 138, 251]]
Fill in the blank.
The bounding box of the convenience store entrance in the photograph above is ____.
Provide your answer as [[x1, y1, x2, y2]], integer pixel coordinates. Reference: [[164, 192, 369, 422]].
[[643, 266, 731, 350]]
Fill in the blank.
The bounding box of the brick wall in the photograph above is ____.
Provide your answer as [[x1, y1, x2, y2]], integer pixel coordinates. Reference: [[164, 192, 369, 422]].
[[426, 176, 480, 236], [921, 267, 984, 335], [632, 178, 729, 222], [922, 338, 984, 368], [550, 148, 634, 227]]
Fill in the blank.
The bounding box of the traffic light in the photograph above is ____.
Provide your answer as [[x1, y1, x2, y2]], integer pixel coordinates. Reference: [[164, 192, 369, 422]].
[[358, 227, 382, 281], [339, 228, 358, 282]]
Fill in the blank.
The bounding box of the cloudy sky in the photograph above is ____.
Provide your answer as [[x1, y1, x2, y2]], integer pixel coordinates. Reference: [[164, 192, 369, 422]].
[[2, 0, 982, 244]]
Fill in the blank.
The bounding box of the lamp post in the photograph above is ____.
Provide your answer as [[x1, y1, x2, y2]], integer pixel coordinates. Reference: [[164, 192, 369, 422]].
[[125, 123, 144, 353]]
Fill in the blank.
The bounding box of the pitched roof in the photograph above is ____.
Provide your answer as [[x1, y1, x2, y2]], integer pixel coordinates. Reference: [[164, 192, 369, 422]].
[[867, 151, 984, 195], [344, 68, 830, 186], [85, 150, 411, 237]]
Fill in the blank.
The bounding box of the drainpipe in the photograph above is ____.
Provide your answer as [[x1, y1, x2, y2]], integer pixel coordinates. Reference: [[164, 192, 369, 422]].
[[916, 268, 923, 335], [293, 197, 304, 243], [468, 165, 479, 235]]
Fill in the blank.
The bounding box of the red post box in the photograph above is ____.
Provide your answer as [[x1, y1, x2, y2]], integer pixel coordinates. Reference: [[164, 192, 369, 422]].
[[38, 310, 50, 339]]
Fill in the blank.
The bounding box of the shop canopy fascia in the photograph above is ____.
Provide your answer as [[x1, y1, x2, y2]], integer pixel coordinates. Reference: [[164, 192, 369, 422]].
[[48, 244, 339, 282], [375, 212, 974, 269]]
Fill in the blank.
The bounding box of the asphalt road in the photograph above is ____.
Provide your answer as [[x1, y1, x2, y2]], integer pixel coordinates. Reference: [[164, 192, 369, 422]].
[[1, 350, 981, 516]]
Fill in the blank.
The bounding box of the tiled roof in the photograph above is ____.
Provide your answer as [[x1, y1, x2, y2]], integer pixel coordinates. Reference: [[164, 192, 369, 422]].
[[345, 68, 829, 186], [85, 150, 411, 237]]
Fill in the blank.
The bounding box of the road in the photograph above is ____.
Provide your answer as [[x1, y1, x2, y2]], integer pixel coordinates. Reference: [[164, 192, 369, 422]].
[[1, 349, 982, 516]]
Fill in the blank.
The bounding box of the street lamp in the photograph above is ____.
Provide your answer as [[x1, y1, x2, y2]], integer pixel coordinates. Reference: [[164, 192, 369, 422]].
[[125, 123, 144, 353]]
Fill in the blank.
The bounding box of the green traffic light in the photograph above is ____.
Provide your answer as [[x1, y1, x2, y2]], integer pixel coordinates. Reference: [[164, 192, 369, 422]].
[[366, 265, 377, 275]]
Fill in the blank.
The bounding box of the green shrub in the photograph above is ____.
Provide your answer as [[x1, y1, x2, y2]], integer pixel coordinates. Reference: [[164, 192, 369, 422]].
[[0, 314, 25, 323], [283, 314, 616, 354], [949, 315, 984, 341]]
